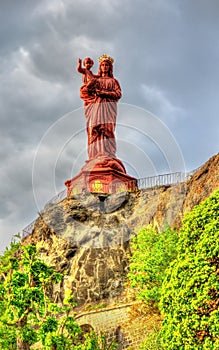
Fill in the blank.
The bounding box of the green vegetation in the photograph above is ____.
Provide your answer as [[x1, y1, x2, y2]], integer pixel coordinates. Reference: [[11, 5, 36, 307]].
[[160, 189, 219, 349], [138, 327, 161, 350], [128, 190, 219, 349], [128, 225, 178, 305], [0, 240, 117, 350], [1, 190, 218, 349]]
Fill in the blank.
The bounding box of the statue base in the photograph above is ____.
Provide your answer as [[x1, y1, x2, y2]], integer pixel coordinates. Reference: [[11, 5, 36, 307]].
[[65, 157, 137, 195]]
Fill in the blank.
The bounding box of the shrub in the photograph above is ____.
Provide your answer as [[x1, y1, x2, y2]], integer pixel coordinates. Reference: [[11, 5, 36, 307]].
[[138, 327, 161, 350], [160, 190, 219, 349], [128, 225, 178, 305]]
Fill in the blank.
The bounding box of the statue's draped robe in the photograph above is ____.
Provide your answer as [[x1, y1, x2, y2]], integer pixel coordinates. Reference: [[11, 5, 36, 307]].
[[80, 76, 122, 159]]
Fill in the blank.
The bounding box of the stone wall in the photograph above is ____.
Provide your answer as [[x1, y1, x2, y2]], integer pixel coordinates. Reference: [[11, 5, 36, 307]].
[[75, 302, 161, 349]]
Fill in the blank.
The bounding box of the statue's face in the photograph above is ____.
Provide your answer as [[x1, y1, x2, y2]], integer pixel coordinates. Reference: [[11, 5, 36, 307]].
[[100, 60, 110, 74], [85, 59, 93, 69]]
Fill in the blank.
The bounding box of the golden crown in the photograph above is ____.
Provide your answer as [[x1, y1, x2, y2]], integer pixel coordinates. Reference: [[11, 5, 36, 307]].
[[98, 53, 114, 64]]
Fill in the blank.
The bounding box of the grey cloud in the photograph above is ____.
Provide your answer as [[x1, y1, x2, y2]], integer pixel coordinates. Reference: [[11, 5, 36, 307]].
[[0, 0, 218, 250]]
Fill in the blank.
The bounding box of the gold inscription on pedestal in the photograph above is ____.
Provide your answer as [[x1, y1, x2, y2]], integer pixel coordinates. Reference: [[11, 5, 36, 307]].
[[91, 180, 103, 193]]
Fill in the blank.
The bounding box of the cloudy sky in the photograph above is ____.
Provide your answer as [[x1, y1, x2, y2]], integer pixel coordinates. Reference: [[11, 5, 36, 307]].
[[1, 0, 219, 250]]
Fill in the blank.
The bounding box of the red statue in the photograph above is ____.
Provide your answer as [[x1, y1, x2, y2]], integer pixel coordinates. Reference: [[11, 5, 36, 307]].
[[65, 54, 137, 194], [80, 54, 125, 169]]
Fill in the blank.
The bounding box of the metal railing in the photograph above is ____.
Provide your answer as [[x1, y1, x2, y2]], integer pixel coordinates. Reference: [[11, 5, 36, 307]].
[[137, 171, 187, 189], [44, 189, 66, 208], [22, 220, 36, 239], [21, 169, 197, 238]]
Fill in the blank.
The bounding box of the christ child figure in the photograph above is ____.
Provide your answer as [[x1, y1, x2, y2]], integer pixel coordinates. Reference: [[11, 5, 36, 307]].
[[77, 57, 96, 84]]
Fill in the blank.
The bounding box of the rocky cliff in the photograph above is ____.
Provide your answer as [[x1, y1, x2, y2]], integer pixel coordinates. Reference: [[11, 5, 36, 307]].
[[23, 153, 219, 306]]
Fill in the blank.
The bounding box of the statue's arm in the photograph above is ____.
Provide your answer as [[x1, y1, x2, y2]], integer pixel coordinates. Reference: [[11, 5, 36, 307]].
[[96, 79, 122, 100], [77, 58, 85, 74]]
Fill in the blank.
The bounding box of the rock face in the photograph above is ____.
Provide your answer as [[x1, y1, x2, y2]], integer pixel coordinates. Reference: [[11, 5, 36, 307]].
[[183, 154, 219, 213], [23, 153, 219, 305]]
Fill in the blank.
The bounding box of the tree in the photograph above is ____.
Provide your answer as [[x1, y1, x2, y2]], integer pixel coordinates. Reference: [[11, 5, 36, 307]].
[[160, 190, 219, 349], [0, 240, 118, 350], [0, 242, 82, 349]]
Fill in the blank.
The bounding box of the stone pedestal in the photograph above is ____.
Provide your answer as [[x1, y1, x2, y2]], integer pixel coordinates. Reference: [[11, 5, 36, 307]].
[[65, 156, 137, 195]]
